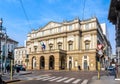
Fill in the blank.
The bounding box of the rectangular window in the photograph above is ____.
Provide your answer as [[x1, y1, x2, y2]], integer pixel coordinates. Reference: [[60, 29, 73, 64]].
[[50, 29, 52, 34], [69, 25, 72, 30], [58, 27, 61, 32], [49, 46, 53, 51], [26, 54, 29, 58], [69, 44, 73, 51], [58, 45, 62, 49], [42, 31, 44, 36], [85, 24, 89, 30], [85, 43, 89, 50], [34, 47, 37, 52], [29, 48, 31, 53]]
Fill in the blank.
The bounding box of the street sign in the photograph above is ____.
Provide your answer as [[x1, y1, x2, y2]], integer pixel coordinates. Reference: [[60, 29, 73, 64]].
[[97, 44, 103, 50], [98, 50, 103, 56]]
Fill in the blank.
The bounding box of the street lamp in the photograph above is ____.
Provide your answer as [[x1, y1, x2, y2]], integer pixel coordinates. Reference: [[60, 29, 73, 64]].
[[0, 18, 6, 75], [0, 18, 4, 74]]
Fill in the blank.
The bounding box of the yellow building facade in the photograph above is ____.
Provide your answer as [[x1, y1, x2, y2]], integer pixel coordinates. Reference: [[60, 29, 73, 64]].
[[26, 17, 106, 71]]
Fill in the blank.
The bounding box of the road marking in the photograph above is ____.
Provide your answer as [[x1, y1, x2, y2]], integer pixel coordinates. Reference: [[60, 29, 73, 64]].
[[27, 77, 35, 80], [72, 79, 82, 84], [81, 79, 88, 84], [36, 76, 50, 80], [42, 76, 56, 81], [64, 78, 75, 83], [49, 77, 62, 81], [56, 77, 68, 82]]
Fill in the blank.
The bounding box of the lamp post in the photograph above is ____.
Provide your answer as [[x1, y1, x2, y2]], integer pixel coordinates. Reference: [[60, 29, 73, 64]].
[[0, 18, 6, 75], [117, 47, 120, 65], [0, 18, 3, 74]]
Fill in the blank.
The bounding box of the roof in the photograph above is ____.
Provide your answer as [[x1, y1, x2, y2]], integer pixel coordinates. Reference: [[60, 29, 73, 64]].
[[0, 37, 18, 43], [15, 46, 25, 49]]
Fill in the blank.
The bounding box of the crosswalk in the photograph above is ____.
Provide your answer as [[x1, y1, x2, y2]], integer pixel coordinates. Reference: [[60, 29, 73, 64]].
[[19, 75, 89, 84]]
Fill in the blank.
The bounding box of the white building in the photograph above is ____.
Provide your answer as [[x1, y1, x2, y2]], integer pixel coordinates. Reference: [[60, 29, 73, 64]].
[[14, 46, 27, 65], [0, 37, 18, 66], [0, 18, 18, 73]]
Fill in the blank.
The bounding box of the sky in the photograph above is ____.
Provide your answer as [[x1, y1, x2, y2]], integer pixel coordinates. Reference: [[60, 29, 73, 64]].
[[0, 0, 116, 54]]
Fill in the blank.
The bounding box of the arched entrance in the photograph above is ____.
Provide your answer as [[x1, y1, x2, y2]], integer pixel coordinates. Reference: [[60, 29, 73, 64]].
[[32, 57, 36, 69], [60, 56, 66, 70], [49, 55, 54, 70], [40, 56, 45, 69]]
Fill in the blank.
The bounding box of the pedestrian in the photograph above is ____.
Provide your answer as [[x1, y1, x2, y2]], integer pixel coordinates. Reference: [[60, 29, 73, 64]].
[[78, 65, 81, 70], [6, 65, 10, 73]]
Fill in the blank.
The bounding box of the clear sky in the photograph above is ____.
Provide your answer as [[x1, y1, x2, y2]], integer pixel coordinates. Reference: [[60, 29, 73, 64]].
[[0, 0, 116, 54]]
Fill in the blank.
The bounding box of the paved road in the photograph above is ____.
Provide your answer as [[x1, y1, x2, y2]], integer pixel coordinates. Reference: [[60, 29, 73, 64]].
[[6, 70, 108, 84]]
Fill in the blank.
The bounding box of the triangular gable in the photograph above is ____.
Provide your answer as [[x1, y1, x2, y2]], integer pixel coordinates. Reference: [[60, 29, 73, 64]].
[[40, 21, 61, 31]]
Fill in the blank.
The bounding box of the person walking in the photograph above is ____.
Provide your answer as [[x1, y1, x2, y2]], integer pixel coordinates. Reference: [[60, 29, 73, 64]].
[[6, 65, 10, 74]]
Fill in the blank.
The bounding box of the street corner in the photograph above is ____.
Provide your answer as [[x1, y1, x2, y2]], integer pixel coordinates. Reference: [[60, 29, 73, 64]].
[[89, 80, 120, 84], [4, 79, 21, 84]]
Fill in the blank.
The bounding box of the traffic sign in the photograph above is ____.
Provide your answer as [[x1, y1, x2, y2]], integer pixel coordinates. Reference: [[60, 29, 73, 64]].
[[97, 44, 103, 50], [98, 50, 103, 56]]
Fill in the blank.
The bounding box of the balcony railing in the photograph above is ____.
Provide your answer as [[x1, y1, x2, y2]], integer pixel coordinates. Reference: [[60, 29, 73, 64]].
[[28, 48, 97, 54]]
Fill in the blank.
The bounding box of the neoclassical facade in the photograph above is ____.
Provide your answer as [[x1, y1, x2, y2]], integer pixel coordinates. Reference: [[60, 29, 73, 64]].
[[26, 17, 108, 71]]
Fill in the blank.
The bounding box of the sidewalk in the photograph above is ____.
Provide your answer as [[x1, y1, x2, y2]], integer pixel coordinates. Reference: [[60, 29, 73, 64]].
[[90, 75, 120, 84], [1, 71, 32, 83], [89, 80, 120, 84], [92, 76, 115, 80]]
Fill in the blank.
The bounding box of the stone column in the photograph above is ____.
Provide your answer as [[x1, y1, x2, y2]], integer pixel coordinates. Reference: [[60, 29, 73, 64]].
[[64, 37, 67, 50], [54, 38, 57, 49], [55, 54, 60, 70], [45, 55, 49, 70], [36, 55, 40, 70], [74, 35, 76, 50], [28, 55, 32, 70]]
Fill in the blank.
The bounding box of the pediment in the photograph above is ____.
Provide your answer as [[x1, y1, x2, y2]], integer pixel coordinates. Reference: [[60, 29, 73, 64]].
[[40, 21, 61, 31]]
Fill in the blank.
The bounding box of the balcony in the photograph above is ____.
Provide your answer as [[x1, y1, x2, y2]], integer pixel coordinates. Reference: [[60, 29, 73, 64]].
[[29, 49, 67, 54]]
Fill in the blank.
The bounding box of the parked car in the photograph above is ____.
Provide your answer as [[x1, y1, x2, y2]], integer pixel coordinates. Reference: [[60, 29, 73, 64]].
[[15, 65, 26, 71], [107, 66, 116, 76]]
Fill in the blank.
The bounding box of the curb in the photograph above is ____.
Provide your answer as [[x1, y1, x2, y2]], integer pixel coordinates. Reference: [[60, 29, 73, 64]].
[[4, 79, 21, 83], [19, 72, 32, 75]]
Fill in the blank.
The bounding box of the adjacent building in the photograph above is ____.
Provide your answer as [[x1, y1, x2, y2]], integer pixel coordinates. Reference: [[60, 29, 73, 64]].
[[108, 0, 120, 78], [26, 17, 111, 71], [14, 46, 27, 66], [100, 23, 112, 67], [0, 18, 18, 69], [0, 37, 18, 67], [108, 0, 120, 65]]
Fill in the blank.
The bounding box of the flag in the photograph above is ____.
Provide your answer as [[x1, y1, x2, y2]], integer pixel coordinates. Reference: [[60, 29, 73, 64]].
[[40, 41, 46, 50]]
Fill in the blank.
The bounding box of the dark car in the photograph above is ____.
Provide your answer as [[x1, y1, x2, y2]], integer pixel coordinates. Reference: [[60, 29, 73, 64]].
[[107, 66, 116, 76], [16, 65, 26, 71]]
